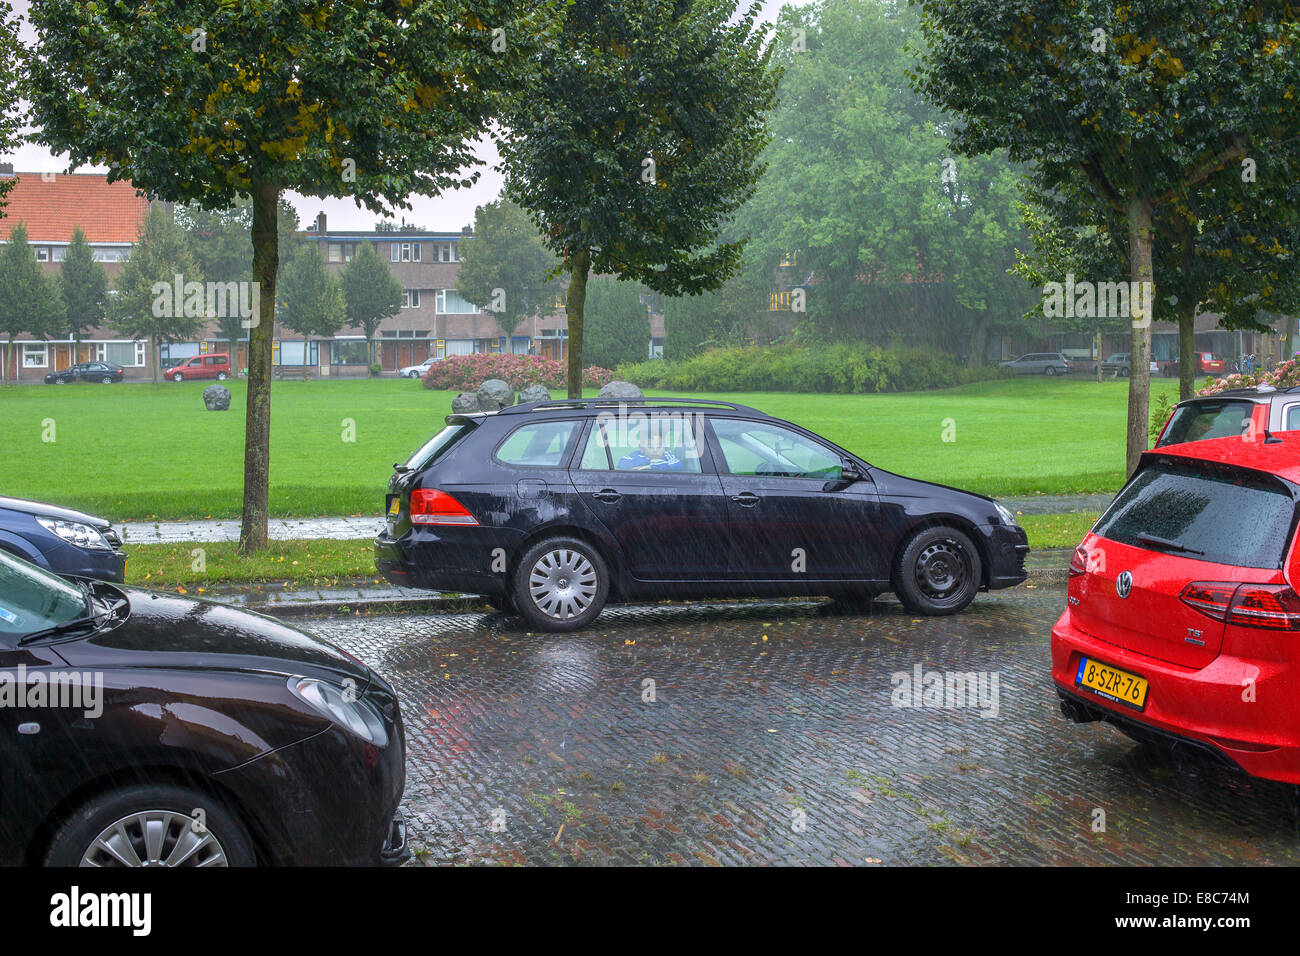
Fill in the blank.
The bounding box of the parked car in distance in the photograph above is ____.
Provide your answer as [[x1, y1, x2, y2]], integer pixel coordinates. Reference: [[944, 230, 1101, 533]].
[[1166, 351, 1228, 379], [1152, 385, 1300, 448], [0, 495, 126, 582], [1000, 352, 1071, 376], [400, 357, 437, 379], [376, 397, 1030, 631], [163, 352, 231, 382], [1053, 432, 1300, 784], [1099, 353, 1130, 376], [43, 362, 125, 385], [0, 548, 409, 866]]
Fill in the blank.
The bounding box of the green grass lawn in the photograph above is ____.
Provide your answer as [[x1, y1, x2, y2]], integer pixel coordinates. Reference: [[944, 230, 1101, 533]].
[[0, 375, 1174, 521]]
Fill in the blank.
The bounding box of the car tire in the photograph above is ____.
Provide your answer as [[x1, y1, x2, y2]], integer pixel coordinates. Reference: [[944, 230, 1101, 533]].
[[892, 525, 982, 616], [1045, 366, 1056, 376], [217, 372, 228, 381], [173, 372, 184, 382], [512, 537, 609, 632], [102, 376, 113, 384], [54, 378, 65, 385], [44, 783, 255, 867]]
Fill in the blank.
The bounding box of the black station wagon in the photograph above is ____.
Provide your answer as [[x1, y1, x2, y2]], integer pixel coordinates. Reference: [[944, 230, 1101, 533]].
[[375, 398, 1029, 631]]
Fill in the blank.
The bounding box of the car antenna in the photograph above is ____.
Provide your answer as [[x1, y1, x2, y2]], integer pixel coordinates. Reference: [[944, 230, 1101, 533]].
[[1265, 429, 1284, 444]]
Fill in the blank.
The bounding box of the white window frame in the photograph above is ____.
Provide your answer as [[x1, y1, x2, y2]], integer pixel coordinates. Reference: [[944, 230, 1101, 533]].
[[35, 247, 49, 262], [22, 343, 48, 368], [390, 243, 400, 262]]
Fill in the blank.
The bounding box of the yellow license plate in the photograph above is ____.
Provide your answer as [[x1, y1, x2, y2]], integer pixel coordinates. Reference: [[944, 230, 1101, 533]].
[[387, 497, 400, 517], [1076, 656, 1148, 710]]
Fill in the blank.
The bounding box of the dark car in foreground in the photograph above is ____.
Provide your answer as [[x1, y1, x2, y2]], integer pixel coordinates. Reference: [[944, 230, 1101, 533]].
[[0, 496, 127, 583], [1053, 433, 1300, 784], [1153, 385, 1300, 448], [376, 398, 1029, 631], [44, 362, 125, 385], [0, 548, 408, 865]]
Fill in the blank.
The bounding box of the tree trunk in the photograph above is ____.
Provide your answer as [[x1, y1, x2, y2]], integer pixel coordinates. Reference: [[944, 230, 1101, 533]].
[[1287, 313, 1298, 361], [240, 181, 280, 555], [1126, 196, 1154, 477], [1178, 299, 1197, 401], [1095, 330, 1103, 383], [565, 247, 592, 398], [151, 335, 159, 384], [4, 333, 11, 385], [966, 314, 990, 368]]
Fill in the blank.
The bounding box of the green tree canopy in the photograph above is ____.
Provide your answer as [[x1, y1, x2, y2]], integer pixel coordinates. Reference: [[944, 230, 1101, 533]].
[[499, 0, 780, 395], [455, 199, 561, 337], [0, 222, 66, 385], [277, 242, 345, 369], [26, 0, 552, 551], [107, 208, 204, 384], [56, 227, 109, 354], [583, 279, 651, 369], [341, 241, 403, 369]]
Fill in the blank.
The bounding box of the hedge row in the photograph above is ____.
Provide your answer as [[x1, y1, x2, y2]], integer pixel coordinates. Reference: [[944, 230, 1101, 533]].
[[616, 345, 1009, 394], [421, 353, 617, 391]]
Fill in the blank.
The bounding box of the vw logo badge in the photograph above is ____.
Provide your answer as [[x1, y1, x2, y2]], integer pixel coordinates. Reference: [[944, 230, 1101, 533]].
[[1116, 570, 1133, 599]]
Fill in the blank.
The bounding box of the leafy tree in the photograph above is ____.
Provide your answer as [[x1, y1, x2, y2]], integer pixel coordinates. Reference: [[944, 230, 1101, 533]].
[[583, 279, 651, 369], [27, 0, 551, 551], [499, 0, 780, 396], [341, 241, 402, 370], [0, 222, 65, 385], [455, 199, 561, 337], [733, 1, 1035, 361], [277, 243, 345, 373], [56, 227, 110, 362], [0, 2, 23, 214], [177, 198, 302, 360], [914, 0, 1300, 474], [107, 208, 204, 384]]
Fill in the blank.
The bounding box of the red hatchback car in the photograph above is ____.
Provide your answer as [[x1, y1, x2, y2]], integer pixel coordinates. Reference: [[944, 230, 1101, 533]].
[[1053, 432, 1300, 783], [164, 352, 231, 381]]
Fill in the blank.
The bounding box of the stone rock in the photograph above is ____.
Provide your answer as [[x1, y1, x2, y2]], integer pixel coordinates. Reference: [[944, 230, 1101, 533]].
[[451, 391, 480, 414], [597, 380, 644, 401], [476, 378, 516, 411], [203, 385, 231, 411], [518, 384, 552, 405]]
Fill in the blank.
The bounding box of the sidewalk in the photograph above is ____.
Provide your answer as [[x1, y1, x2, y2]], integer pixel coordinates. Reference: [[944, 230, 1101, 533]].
[[117, 494, 1108, 544]]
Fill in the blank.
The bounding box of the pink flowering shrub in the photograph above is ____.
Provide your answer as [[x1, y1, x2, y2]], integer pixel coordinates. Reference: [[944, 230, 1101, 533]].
[[1197, 358, 1300, 396], [421, 352, 620, 392]]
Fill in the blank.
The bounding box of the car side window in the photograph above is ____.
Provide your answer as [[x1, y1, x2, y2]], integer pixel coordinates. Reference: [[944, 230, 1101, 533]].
[[711, 418, 842, 479], [578, 415, 703, 474], [1285, 404, 1300, 431], [496, 420, 579, 468]]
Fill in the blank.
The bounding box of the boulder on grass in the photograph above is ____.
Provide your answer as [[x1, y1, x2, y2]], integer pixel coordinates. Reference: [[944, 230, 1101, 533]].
[[518, 384, 552, 405], [451, 391, 480, 414], [203, 385, 231, 411], [597, 380, 643, 401], [477, 378, 515, 411]]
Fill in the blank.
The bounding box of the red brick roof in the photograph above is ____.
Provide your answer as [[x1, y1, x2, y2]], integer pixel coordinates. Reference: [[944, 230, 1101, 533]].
[[0, 173, 153, 244]]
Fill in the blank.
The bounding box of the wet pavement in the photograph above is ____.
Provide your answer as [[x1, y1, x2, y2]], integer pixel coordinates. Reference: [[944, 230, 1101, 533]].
[[303, 584, 1300, 866]]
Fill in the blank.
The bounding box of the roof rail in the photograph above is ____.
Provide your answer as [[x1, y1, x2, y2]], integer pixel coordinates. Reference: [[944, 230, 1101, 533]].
[[500, 396, 762, 415]]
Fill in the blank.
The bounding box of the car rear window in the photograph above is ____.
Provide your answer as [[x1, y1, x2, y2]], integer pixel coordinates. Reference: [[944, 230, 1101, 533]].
[[1093, 458, 1297, 569], [1158, 400, 1255, 447], [405, 422, 475, 470]]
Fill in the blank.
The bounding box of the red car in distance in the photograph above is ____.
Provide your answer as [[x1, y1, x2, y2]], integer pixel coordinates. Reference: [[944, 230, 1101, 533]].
[[163, 352, 231, 381], [1053, 431, 1300, 783]]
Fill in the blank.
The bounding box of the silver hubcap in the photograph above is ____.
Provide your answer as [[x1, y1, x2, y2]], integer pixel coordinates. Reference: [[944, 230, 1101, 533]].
[[80, 810, 229, 867], [529, 549, 598, 620]]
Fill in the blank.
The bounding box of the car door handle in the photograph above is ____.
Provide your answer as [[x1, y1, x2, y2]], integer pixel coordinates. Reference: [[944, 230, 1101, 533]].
[[730, 492, 760, 506], [591, 489, 622, 502]]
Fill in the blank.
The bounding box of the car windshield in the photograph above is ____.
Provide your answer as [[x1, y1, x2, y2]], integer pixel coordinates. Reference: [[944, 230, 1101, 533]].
[[1093, 457, 1297, 569], [1158, 401, 1255, 446], [0, 549, 90, 638], [404, 422, 476, 470]]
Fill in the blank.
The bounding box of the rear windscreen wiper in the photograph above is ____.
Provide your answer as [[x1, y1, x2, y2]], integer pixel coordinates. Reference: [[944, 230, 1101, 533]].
[[1136, 532, 1205, 555]]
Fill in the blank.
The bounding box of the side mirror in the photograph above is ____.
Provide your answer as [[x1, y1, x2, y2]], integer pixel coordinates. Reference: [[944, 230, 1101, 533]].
[[840, 458, 865, 481]]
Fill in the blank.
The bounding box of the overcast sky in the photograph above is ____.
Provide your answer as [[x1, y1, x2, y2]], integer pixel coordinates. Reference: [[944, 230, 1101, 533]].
[[5, 0, 808, 232]]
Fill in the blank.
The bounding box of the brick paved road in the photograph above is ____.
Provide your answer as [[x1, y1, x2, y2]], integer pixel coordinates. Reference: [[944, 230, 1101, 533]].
[[306, 585, 1300, 865]]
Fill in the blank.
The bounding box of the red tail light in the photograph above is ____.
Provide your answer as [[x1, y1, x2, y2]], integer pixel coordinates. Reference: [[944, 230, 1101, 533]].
[[1180, 582, 1300, 630], [1069, 546, 1088, 576], [409, 489, 479, 526]]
